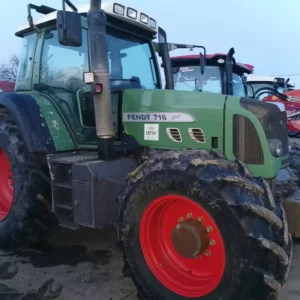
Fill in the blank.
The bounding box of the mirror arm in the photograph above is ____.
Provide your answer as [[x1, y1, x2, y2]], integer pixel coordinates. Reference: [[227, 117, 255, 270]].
[[65, 0, 78, 11], [27, 4, 41, 33], [27, 3, 59, 33], [61, 0, 79, 41]]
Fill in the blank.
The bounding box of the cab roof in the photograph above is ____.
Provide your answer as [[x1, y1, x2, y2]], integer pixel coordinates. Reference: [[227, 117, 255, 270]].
[[171, 54, 254, 75], [16, 2, 158, 37]]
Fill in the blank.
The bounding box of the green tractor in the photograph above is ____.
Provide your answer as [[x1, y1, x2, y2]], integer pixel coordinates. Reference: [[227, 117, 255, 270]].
[[0, 1, 293, 299]]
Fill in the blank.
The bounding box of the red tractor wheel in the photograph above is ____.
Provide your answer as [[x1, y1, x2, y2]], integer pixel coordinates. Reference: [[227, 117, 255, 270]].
[[140, 194, 225, 298], [0, 108, 58, 249], [0, 148, 14, 221], [116, 150, 292, 300]]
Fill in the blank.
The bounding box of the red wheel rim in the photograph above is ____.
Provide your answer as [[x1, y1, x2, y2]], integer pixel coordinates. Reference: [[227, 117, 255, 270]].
[[140, 195, 225, 298], [0, 148, 13, 221]]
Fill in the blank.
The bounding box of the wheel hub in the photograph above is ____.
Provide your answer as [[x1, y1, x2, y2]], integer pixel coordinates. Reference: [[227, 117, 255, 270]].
[[172, 219, 210, 258]]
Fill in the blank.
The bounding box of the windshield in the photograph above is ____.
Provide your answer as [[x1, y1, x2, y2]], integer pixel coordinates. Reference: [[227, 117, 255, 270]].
[[232, 73, 247, 97], [173, 66, 222, 93], [39, 27, 158, 144], [173, 65, 246, 97], [40, 28, 158, 90]]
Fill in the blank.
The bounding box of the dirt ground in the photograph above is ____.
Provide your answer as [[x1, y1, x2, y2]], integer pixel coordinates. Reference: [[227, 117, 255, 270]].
[[0, 227, 299, 300]]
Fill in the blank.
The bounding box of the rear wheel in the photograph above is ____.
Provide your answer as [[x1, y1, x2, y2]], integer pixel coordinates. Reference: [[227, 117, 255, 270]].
[[0, 148, 13, 221], [0, 108, 58, 249], [116, 150, 292, 300]]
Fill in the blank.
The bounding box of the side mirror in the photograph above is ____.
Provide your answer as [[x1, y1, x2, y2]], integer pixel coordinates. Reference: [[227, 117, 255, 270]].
[[199, 52, 206, 75], [56, 10, 82, 47]]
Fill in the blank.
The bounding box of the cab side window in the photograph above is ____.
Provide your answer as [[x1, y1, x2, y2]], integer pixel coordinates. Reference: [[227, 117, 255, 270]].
[[40, 29, 89, 90], [15, 33, 37, 91]]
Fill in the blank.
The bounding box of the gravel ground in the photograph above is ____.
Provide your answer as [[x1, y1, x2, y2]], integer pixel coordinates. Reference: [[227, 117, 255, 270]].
[[0, 227, 299, 300]]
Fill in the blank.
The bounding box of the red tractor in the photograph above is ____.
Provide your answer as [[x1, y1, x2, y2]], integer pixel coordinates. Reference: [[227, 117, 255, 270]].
[[171, 48, 254, 97]]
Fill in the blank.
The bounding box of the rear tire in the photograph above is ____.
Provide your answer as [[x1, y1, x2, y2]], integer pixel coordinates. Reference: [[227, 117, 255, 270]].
[[0, 108, 58, 249], [115, 150, 292, 300]]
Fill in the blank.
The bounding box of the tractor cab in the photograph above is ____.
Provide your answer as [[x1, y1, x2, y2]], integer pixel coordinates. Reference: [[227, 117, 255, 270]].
[[171, 50, 254, 97], [15, 3, 162, 146]]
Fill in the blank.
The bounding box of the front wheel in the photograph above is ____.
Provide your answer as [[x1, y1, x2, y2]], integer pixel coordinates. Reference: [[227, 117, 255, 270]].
[[115, 150, 292, 300]]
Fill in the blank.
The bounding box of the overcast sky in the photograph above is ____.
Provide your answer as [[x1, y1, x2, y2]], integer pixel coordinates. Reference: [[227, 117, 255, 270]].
[[2, 0, 300, 86]]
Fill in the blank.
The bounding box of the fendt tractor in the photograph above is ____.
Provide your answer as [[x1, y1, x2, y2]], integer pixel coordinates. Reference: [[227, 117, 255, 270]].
[[0, 1, 293, 299]]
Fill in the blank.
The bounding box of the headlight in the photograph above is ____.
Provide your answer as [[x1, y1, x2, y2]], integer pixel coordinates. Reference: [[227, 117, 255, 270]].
[[275, 141, 283, 156], [149, 18, 157, 29], [140, 13, 149, 24], [268, 139, 283, 157], [113, 4, 125, 15], [127, 8, 137, 19]]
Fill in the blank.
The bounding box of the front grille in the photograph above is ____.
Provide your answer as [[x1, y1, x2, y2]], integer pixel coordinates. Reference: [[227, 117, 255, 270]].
[[233, 115, 264, 164], [189, 128, 206, 143], [240, 98, 289, 156], [166, 128, 182, 142]]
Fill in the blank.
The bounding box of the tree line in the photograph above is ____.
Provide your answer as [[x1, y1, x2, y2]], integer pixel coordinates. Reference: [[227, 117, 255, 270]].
[[0, 55, 19, 82]]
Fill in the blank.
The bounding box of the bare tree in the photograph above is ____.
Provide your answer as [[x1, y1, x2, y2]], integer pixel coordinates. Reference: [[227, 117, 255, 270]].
[[0, 55, 19, 82]]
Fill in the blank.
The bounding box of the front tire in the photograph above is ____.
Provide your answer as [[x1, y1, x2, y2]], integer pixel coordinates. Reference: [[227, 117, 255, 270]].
[[115, 150, 292, 300]]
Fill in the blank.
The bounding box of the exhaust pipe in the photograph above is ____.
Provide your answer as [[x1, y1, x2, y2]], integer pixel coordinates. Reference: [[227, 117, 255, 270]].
[[225, 47, 235, 95], [88, 0, 115, 160]]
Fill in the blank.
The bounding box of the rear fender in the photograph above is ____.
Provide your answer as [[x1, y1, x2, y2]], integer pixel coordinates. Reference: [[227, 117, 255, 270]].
[[0, 92, 55, 152]]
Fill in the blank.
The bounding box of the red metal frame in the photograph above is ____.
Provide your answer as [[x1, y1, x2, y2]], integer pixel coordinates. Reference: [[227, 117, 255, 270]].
[[263, 90, 300, 134]]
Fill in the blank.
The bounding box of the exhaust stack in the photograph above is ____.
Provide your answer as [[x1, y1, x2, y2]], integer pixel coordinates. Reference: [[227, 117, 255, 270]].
[[88, 0, 115, 160]]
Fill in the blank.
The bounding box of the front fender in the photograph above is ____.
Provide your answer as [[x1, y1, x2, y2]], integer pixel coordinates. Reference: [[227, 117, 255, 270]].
[[0, 92, 55, 152]]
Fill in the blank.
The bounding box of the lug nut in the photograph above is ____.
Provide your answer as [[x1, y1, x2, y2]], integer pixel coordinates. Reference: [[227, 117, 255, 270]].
[[176, 224, 181, 229], [209, 240, 216, 246], [178, 217, 183, 223], [205, 251, 211, 256], [187, 213, 192, 219], [198, 216, 204, 222], [206, 226, 213, 233]]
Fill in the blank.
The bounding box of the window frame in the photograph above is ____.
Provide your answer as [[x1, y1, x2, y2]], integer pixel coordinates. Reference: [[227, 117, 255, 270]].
[[15, 32, 38, 91]]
